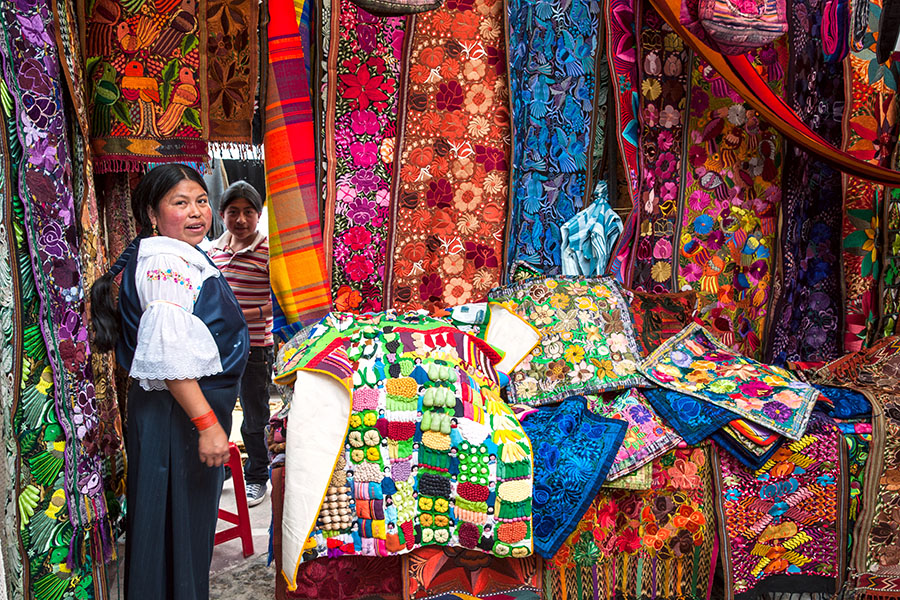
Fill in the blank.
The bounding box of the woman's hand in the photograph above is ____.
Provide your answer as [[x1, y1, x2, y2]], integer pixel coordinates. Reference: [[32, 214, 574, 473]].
[[198, 423, 231, 467]]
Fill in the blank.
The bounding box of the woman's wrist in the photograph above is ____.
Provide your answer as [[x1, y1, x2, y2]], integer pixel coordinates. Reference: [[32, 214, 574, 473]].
[[192, 410, 218, 431]]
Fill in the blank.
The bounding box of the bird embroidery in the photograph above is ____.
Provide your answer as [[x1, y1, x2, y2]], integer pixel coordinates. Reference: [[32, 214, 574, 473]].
[[157, 66, 199, 135]]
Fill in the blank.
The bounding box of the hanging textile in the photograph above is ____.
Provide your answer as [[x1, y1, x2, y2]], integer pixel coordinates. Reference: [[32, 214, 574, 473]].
[[672, 46, 785, 359], [712, 412, 847, 599], [841, 0, 900, 352], [386, 0, 510, 311], [606, 0, 642, 287], [560, 182, 623, 277], [265, 0, 332, 339], [206, 0, 259, 143], [766, 0, 845, 365], [883, 188, 900, 337], [0, 0, 114, 578], [630, 0, 691, 293], [406, 548, 542, 600], [641, 324, 819, 439], [0, 79, 23, 600], [55, 0, 125, 461], [589, 42, 611, 187], [504, 0, 605, 275], [544, 446, 718, 600], [806, 338, 900, 598], [81, 0, 210, 170], [648, 0, 900, 185], [322, 0, 405, 313]]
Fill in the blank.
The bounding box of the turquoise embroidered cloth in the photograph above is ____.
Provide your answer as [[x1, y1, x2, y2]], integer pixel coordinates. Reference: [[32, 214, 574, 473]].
[[560, 181, 624, 277], [641, 323, 819, 440], [520, 396, 626, 559]]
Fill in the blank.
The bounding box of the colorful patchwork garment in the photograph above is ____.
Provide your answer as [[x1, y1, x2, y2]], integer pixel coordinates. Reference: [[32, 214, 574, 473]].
[[387, 0, 510, 312], [641, 323, 818, 439], [489, 276, 646, 406], [588, 389, 682, 479], [713, 412, 846, 598], [521, 396, 627, 558], [546, 446, 718, 600], [280, 312, 534, 591]]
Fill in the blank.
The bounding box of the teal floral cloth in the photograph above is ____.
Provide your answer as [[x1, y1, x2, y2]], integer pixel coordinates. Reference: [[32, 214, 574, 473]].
[[640, 323, 818, 440], [489, 276, 647, 406]]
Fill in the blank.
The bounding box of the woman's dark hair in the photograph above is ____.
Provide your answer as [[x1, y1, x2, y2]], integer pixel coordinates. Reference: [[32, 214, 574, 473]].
[[90, 164, 208, 352]]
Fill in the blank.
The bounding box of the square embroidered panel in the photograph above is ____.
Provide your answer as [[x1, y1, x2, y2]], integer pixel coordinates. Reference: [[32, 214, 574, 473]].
[[625, 290, 698, 356], [521, 396, 627, 558], [489, 276, 647, 406], [587, 389, 682, 480], [641, 323, 818, 439]]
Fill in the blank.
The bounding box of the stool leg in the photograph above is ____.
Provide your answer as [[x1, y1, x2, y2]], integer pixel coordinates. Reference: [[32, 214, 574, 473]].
[[229, 444, 255, 558]]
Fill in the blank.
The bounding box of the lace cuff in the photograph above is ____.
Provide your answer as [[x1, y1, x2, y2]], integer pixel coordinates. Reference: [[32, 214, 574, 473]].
[[130, 301, 223, 391]]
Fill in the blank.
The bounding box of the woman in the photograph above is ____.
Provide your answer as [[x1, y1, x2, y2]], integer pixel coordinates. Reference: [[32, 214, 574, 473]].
[[91, 164, 249, 599]]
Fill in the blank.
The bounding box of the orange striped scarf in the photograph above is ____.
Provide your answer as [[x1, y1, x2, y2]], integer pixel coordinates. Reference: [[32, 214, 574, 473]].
[[265, 0, 331, 339]]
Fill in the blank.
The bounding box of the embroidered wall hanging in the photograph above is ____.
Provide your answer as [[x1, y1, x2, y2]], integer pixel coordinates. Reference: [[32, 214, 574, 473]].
[[641, 323, 819, 439], [81, 0, 209, 170], [766, 0, 845, 366], [0, 0, 114, 572], [206, 0, 259, 143], [642, 386, 738, 444], [545, 446, 718, 600], [0, 77, 25, 600], [488, 276, 646, 406], [882, 187, 900, 338], [54, 0, 125, 464], [281, 312, 533, 590], [673, 48, 785, 359], [713, 412, 846, 599], [626, 289, 697, 356], [505, 0, 604, 274], [323, 0, 404, 313], [386, 0, 509, 312], [841, 0, 900, 352], [606, 0, 642, 286], [265, 0, 332, 340], [587, 389, 682, 480], [521, 396, 627, 558], [406, 547, 542, 600], [630, 0, 691, 293]]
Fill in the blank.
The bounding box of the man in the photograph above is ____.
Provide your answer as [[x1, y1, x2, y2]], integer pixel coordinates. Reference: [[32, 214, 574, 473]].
[[208, 181, 272, 507]]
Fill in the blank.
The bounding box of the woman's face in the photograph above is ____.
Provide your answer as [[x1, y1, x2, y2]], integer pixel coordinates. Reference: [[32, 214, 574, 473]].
[[149, 179, 211, 246]]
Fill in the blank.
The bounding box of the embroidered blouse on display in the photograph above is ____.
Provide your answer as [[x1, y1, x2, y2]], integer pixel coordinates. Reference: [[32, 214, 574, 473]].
[[129, 237, 225, 391]]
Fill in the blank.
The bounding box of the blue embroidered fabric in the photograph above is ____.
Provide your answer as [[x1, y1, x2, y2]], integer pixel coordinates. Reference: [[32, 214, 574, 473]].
[[520, 395, 627, 558], [642, 387, 739, 445], [813, 384, 872, 420], [505, 0, 603, 275]]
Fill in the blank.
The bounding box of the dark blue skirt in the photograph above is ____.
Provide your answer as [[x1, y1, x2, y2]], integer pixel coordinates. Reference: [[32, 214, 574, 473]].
[[124, 382, 237, 600]]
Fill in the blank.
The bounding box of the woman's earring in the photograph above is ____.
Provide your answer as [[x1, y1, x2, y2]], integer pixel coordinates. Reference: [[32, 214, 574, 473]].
[[152, 223, 159, 236]]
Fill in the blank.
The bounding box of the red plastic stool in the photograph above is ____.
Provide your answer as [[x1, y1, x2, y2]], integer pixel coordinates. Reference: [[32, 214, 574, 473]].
[[215, 443, 255, 557]]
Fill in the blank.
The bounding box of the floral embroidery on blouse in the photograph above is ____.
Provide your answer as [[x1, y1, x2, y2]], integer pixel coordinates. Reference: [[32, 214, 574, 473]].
[[145, 268, 194, 291]]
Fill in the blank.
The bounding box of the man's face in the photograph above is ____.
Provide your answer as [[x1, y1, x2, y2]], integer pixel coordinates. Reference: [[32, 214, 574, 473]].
[[221, 197, 260, 245]]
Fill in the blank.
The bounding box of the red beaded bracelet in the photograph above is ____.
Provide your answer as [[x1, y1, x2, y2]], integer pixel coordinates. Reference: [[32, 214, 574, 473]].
[[191, 410, 218, 431]]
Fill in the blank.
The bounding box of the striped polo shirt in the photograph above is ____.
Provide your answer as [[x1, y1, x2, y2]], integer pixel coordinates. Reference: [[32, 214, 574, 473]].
[[209, 231, 273, 347]]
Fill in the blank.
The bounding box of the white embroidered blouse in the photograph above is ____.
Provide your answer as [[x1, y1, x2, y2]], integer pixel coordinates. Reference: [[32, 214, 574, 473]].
[[129, 237, 224, 391]]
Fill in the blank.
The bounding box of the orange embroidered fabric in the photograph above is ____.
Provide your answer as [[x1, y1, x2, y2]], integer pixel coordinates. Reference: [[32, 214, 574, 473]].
[[386, 0, 509, 311]]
